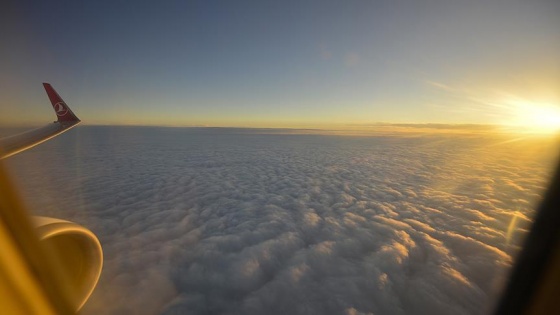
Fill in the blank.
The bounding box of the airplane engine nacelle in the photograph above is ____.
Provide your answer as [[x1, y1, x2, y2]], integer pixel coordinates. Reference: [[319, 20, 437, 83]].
[[32, 216, 103, 312]]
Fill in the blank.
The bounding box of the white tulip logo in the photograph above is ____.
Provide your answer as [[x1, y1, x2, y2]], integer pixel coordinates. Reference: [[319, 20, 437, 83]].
[[54, 102, 69, 116]]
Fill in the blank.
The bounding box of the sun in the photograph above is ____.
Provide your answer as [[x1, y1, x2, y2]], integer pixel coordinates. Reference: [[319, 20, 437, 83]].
[[505, 98, 560, 134], [525, 105, 560, 133]]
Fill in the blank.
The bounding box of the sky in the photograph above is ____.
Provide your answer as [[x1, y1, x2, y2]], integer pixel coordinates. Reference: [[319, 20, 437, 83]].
[[1, 0, 559, 129]]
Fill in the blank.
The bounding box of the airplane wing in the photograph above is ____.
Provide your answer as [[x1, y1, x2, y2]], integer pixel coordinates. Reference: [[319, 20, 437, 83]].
[[0, 83, 81, 159], [0, 83, 102, 313]]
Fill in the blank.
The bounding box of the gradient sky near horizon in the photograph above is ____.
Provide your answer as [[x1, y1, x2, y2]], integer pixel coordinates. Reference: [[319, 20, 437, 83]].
[[1, 0, 559, 129]]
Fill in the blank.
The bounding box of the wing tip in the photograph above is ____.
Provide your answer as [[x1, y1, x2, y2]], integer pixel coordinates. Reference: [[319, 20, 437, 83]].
[[43, 83, 80, 123]]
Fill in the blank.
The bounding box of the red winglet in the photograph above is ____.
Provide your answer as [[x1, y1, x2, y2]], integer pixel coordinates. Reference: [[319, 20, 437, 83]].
[[42, 83, 80, 123]]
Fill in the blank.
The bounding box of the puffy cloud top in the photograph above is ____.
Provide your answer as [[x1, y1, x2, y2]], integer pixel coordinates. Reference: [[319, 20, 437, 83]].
[[6, 127, 558, 315]]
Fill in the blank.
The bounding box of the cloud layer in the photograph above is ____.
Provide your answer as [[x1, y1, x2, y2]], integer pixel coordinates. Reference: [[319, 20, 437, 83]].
[[5, 127, 558, 315]]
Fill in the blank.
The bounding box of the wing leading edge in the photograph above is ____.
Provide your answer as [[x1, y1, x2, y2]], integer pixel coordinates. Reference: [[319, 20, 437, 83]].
[[0, 83, 81, 159]]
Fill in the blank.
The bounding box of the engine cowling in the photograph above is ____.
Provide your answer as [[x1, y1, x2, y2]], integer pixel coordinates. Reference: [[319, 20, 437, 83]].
[[32, 216, 103, 312]]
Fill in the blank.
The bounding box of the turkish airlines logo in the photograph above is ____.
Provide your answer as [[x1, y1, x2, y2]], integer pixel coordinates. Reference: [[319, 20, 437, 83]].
[[54, 102, 68, 116]]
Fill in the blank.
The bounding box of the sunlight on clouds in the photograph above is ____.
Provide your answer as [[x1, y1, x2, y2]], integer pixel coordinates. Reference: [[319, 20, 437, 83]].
[[6, 127, 558, 315]]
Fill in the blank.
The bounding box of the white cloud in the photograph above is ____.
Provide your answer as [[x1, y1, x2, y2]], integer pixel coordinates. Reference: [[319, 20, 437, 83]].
[[5, 126, 558, 315]]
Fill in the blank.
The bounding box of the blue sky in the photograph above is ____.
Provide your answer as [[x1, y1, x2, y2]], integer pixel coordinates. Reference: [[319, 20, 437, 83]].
[[1, 0, 559, 128]]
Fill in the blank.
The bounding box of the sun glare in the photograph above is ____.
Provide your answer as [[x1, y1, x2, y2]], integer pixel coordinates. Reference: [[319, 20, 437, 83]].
[[505, 98, 560, 134]]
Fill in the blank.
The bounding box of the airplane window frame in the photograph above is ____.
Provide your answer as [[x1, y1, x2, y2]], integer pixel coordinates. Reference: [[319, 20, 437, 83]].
[[494, 153, 560, 315]]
